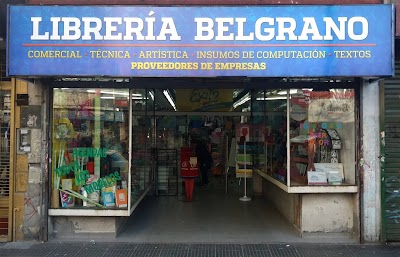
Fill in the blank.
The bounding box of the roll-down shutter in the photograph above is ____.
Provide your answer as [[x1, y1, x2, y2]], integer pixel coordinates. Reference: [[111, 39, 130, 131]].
[[383, 61, 400, 241]]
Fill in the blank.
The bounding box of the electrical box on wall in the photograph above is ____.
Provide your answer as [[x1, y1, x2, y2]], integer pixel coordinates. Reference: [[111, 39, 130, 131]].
[[17, 128, 31, 153]]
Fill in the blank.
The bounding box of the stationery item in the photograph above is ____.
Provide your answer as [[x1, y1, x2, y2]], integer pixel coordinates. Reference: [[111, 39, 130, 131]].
[[103, 191, 115, 207], [61, 179, 73, 190], [81, 187, 100, 207], [60, 191, 75, 208], [307, 171, 328, 185], [115, 189, 128, 208]]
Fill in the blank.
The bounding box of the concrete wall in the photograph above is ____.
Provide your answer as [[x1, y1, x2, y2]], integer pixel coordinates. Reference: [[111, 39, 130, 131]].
[[301, 194, 354, 235], [13, 79, 45, 241], [252, 171, 263, 196], [52, 216, 128, 239], [262, 180, 298, 227], [261, 179, 358, 239]]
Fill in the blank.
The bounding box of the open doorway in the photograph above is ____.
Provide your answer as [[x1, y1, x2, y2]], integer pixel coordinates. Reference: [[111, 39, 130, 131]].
[[151, 112, 249, 198], [118, 87, 306, 243]]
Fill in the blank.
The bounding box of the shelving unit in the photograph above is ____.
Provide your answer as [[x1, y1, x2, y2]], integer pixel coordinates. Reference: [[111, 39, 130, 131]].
[[155, 148, 178, 196]]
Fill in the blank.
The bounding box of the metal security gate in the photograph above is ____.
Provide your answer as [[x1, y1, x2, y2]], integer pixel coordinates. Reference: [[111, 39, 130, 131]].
[[382, 61, 400, 241], [0, 90, 10, 241]]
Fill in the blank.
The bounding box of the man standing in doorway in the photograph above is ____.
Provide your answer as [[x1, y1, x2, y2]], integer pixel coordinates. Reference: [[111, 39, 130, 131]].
[[195, 140, 213, 186]]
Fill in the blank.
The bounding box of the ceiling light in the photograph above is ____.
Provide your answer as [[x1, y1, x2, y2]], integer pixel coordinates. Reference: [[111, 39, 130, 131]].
[[87, 89, 129, 96], [256, 96, 287, 101], [163, 90, 176, 111], [277, 89, 298, 95], [233, 94, 250, 108]]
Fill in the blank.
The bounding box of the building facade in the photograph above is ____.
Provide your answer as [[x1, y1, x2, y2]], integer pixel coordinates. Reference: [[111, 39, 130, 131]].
[[0, 0, 395, 243]]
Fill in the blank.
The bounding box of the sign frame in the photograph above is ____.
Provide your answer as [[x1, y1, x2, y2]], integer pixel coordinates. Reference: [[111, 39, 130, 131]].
[[7, 5, 394, 77]]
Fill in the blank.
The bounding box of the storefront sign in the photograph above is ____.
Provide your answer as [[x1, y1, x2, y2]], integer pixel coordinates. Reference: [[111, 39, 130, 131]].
[[25, 0, 383, 4], [7, 5, 393, 77]]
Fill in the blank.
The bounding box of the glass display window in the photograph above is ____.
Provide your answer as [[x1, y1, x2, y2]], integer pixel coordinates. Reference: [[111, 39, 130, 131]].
[[253, 87, 356, 191], [51, 88, 130, 209], [50, 85, 358, 214], [131, 89, 154, 205], [289, 89, 356, 187], [253, 89, 287, 184]]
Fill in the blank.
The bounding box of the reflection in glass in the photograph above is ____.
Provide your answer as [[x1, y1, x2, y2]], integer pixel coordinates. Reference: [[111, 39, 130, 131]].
[[253, 89, 287, 184]]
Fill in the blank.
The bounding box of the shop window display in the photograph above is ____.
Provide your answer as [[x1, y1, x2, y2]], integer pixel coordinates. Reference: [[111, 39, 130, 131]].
[[253, 88, 355, 187], [289, 89, 355, 186], [51, 88, 130, 209]]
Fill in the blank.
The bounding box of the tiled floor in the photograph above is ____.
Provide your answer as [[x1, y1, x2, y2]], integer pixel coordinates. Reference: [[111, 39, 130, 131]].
[[114, 177, 357, 244]]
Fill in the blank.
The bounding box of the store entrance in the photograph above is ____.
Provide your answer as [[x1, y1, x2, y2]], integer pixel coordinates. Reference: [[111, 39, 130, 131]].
[[120, 87, 304, 243], [130, 88, 258, 201], [121, 106, 303, 243], [125, 111, 295, 243]]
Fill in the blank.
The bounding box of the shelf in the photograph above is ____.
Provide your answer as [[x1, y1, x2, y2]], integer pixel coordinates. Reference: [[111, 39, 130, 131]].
[[255, 169, 358, 194]]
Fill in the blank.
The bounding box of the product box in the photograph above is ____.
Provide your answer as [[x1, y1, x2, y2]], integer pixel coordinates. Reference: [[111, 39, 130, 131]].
[[60, 191, 75, 208], [101, 186, 115, 203], [115, 189, 128, 208], [314, 163, 344, 181], [81, 188, 100, 207], [88, 191, 100, 207], [61, 179, 73, 190], [307, 171, 328, 185], [103, 191, 115, 207], [327, 171, 342, 185]]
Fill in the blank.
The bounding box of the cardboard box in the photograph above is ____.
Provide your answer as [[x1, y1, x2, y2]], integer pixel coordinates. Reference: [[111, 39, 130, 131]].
[[307, 171, 328, 185]]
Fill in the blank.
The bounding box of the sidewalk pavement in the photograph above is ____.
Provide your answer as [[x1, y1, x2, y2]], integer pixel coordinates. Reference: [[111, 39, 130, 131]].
[[1, 241, 400, 257]]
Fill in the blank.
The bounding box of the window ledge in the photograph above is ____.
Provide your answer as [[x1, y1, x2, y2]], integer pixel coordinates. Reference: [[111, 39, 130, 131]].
[[255, 169, 358, 194], [49, 208, 129, 217], [49, 186, 153, 217]]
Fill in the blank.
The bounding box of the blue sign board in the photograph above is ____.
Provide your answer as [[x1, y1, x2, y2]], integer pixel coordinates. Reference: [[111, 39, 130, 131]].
[[7, 5, 393, 77]]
